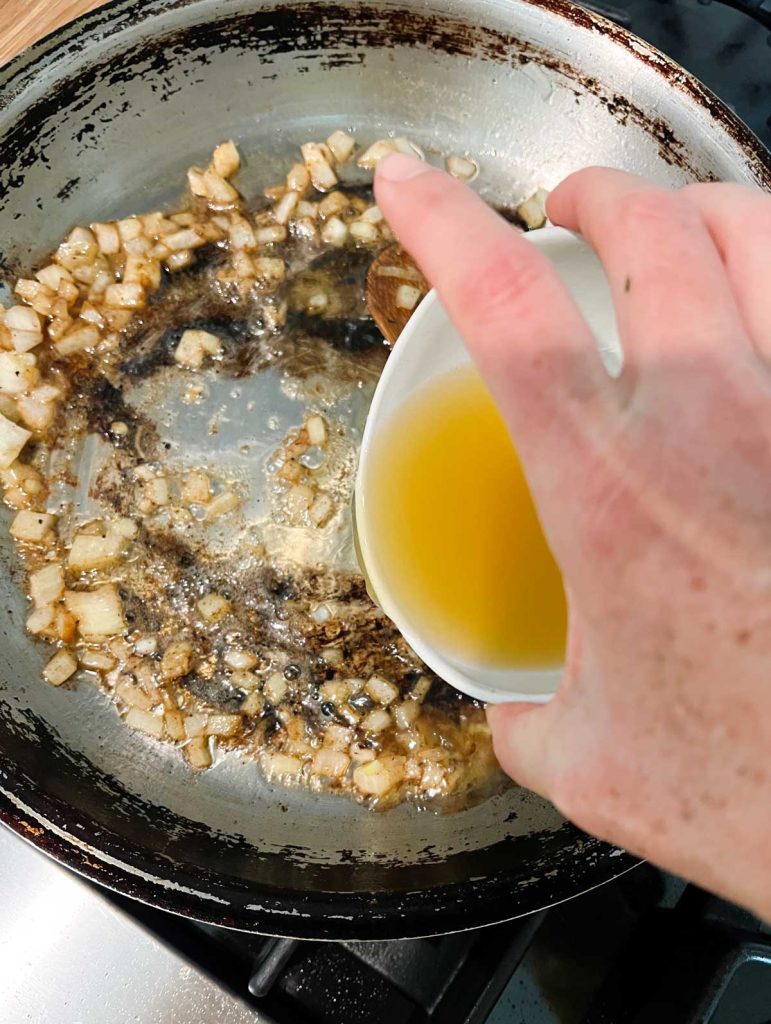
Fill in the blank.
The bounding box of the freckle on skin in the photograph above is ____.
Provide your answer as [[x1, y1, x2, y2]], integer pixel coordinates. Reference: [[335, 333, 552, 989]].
[[735, 629, 751, 645], [690, 576, 706, 591]]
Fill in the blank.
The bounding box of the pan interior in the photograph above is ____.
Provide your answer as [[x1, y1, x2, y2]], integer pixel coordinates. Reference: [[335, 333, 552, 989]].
[[0, 0, 763, 931]]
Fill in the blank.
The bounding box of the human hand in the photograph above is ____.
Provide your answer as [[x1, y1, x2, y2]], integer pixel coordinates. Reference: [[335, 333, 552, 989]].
[[375, 156, 771, 920]]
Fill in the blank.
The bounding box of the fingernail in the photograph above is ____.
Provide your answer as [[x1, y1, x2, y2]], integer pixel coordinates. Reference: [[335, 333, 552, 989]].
[[376, 152, 433, 183]]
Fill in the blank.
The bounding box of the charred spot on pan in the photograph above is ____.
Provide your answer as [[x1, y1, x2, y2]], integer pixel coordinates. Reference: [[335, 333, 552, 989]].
[[182, 671, 245, 713], [495, 204, 530, 231], [290, 313, 384, 353], [118, 586, 163, 633]]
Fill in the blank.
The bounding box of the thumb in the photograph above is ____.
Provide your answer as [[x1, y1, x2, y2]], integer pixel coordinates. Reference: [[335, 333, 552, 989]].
[[374, 154, 610, 474], [486, 700, 565, 799]]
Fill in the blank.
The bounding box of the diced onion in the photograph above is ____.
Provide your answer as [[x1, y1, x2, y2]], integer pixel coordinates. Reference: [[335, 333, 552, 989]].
[[356, 137, 423, 169], [10, 510, 55, 544], [196, 592, 231, 623], [446, 154, 479, 181], [300, 142, 337, 192], [361, 707, 392, 733], [0, 414, 32, 469], [68, 530, 126, 572], [205, 490, 239, 520], [320, 216, 347, 246], [212, 140, 240, 178], [365, 675, 399, 706], [224, 648, 258, 670], [312, 748, 350, 778], [161, 640, 194, 680], [64, 584, 126, 639], [286, 162, 310, 194], [272, 190, 299, 226], [43, 649, 78, 687], [516, 188, 549, 230], [326, 130, 356, 164], [353, 754, 405, 795], [0, 352, 40, 396], [125, 706, 164, 739], [184, 735, 213, 768], [395, 284, 422, 311], [264, 672, 288, 704], [29, 563, 65, 607]]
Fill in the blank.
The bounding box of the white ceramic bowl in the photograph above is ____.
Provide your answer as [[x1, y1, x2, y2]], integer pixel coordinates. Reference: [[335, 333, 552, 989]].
[[355, 226, 622, 703]]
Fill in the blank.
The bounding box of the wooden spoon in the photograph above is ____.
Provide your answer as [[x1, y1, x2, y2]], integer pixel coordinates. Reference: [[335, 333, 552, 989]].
[[366, 244, 429, 345]]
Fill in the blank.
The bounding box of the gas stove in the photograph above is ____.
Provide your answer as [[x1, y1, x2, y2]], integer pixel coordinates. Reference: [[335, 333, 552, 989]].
[[1, 1, 770, 1022]]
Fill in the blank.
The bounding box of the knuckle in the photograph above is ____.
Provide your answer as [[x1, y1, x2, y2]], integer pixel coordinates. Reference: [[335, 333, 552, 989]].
[[615, 188, 694, 238]]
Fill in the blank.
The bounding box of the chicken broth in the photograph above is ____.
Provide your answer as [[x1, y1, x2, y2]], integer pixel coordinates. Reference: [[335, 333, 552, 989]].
[[362, 364, 567, 669]]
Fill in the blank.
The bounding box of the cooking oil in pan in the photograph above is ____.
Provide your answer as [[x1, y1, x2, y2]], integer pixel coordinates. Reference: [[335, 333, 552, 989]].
[[363, 363, 567, 669]]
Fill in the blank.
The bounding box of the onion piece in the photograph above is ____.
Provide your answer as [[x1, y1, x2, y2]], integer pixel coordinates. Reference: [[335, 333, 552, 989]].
[[197, 592, 231, 623], [264, 752, 303, 778], [361, 707, 392, 733], [253, 257, 286, 284], [353, 754, 405, 795], [27, 604, 55, 635], [205, 490, 239, 520], [29, 563, 65, 607], [184, 735, 212, 769], [79, 648, 117, 672], [174, 329, 222, 369], [0, 352, 39, 396], [223, 648, 258, 671], [264, 672, 288, 704], [181, 470, 212, 505], [326, 129, 356, 165], [446, 154, 479, 181], [68, 530, 126, 572], [312, 748, 350, 778], [161, 641, 194, 680], [365, 675, 399, 706], [320, 216, 347, 247], [103, 283, 145, 310], [92, 222, 121, 255], [43, 649, 78, 687], [516, 188, 549, 230], [318, 192, 349, 220], [116, 679, 155, 712], [212, 139, 240, 178], [64, 584, 126, 640], [300, 142, 337, 192], [125, 706, 164, 739], [394, 700, 421, 730], [54, 322, 102, 356], [349, 220, 378, 243], [286, 162, 310, 193], [395, 284, 422, 311], [0, 413, 32, 469], [255, 224, 287, 245], [206, 713, 241, 737], [272, 190, 299, 226], [10, 510, 55, 544], [228, 214, 256, 251], [357, 137, 423, 169], [308, 492, 334, 528]]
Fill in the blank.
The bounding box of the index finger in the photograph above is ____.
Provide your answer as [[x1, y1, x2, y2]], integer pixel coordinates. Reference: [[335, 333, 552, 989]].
[[374, 154, 612, 465], [547, 167, 750, 370]]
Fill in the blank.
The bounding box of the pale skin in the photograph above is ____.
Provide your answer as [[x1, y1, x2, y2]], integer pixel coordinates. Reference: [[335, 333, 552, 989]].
[[375, 154, 771, 921]]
